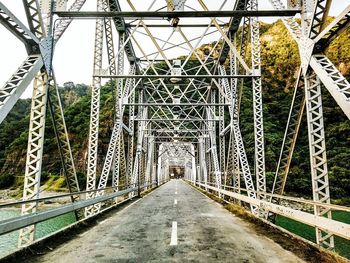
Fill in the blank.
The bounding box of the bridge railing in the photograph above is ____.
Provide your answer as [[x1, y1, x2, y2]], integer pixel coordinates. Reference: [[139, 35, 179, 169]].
[[0, 180, 166, 240], [189, 180, 350, 242]]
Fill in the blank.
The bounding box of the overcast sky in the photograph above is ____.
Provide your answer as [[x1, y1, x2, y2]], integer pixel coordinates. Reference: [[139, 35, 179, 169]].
[[0, 0, 348, 98]]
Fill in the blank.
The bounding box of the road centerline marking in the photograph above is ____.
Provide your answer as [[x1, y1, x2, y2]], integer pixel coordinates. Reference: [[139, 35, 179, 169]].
[[174, 199, 177, 205], [170, 221, 178, 246]]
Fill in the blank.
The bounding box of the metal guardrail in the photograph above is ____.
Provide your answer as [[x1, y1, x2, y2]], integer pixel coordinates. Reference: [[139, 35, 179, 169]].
[[195, 180, 350, 212], [0, 181, 162, 236], [0, 183, 131, 208], [189, 181, 350, 240]]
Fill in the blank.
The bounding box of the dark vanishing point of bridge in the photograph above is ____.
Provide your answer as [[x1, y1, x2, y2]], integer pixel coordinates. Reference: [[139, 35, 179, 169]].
[[0, 0, 350, 262]]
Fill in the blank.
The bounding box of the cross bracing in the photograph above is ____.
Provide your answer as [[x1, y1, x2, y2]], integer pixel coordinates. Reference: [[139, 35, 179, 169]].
[[0, 0, 349, 255]]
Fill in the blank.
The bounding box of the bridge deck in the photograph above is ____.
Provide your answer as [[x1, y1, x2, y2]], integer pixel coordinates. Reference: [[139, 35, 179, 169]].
[[29, 180, 305, 263]]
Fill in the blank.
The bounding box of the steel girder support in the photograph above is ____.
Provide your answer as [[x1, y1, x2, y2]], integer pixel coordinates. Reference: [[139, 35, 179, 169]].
[[232, 120, 258, 215], [95, 122, 122, 198], [140, 121, 147, 186], [15, 0, 82, 245], [219, 64, 256, 212], [18, 72, 48, 247], [48, 83, 80, 202], [301, 1, 334, 248], [53, 0, 87, 41], [309, 55, 350, 119], [118, 66, 136, 188], [204, 126, 211, 183], [110, 30, 122, 192], [307, 0, 332, 39], [151, 145, 156, 185], [315, 4, 350, 51], [130, 103, 147, 193], [145, 136, 155, 188], [198, 137, 208, 188], [271, 71, 305, 201], [207, 89, 222, 192], [0, 55, 43, 124], [164, 159, 169, 182], [190, 144, 197, 184], [305, 71, 334, 249], [18, 0, 49, 247], [104, 3, 117, 77], [227, 130, 240, 194], [157, 145, 164, 186], [230, 44, 241, 194], [268, 72, 305, 222], [112, 135, 121, 192], [270, 0, 334, 197], [218, 0, 246, 64], [0, 0, 87, 124], [250, 0, 266, 202], [0, 2, 39, 53], [225, 132, 234, 187], [107, 0, 136, 62], [22, 0, 45, 39], [119, 134, 127, 185], [85, 0, 104, 217], [126, 81, 136, 186], [95, 68, 136, 209], [218, 84, 225, 179]]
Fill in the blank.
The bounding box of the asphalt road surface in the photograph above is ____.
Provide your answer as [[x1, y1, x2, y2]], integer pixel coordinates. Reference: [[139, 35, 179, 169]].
[[30, 180, 305, 263]]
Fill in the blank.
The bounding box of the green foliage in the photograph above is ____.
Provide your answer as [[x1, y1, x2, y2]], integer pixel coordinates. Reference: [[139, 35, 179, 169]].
[[0, 173, 14, 189]]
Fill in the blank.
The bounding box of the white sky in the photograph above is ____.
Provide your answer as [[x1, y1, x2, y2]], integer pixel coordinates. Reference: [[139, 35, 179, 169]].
[[0, 0, 348, 98]]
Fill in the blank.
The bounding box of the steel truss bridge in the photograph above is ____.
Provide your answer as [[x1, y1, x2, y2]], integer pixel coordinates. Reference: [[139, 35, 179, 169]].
[[0, 0, 349, 260]]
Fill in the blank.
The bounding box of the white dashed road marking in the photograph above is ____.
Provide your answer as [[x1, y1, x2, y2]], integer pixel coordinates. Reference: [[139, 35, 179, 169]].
[[170, 221, 178, 246]]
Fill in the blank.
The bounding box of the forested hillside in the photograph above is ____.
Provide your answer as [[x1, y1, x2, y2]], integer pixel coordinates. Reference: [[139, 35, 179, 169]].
[[0, 19, 349, 202]]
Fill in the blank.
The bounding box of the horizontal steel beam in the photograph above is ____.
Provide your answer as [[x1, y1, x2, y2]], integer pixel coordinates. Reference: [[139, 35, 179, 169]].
[[127, 23, 226, 27], [54, 10, 301, 18], [137, 119, 218, 121], [145, 129, 210, 132], [155, 141, 199, 144], [95, 75, 257, 79], [153, 136, 199, 138], [125, 103, 230, 106]]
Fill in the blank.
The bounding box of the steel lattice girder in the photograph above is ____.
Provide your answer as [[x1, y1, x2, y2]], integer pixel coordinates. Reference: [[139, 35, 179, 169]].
[[19, 72, 48, 247], [54, 10, 301, 18], [85, 0, 105, 217], [0, 0, 87, 123], [267, 0, 338, 248], [0, 2, 39, 53]]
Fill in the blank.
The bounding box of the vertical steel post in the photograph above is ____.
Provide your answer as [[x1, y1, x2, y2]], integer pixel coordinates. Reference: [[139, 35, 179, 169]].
[[85, 0, 104, 217], [19, 72, 48, 247], [250, 0, 266, 203], [304, 72, 334, 248]]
